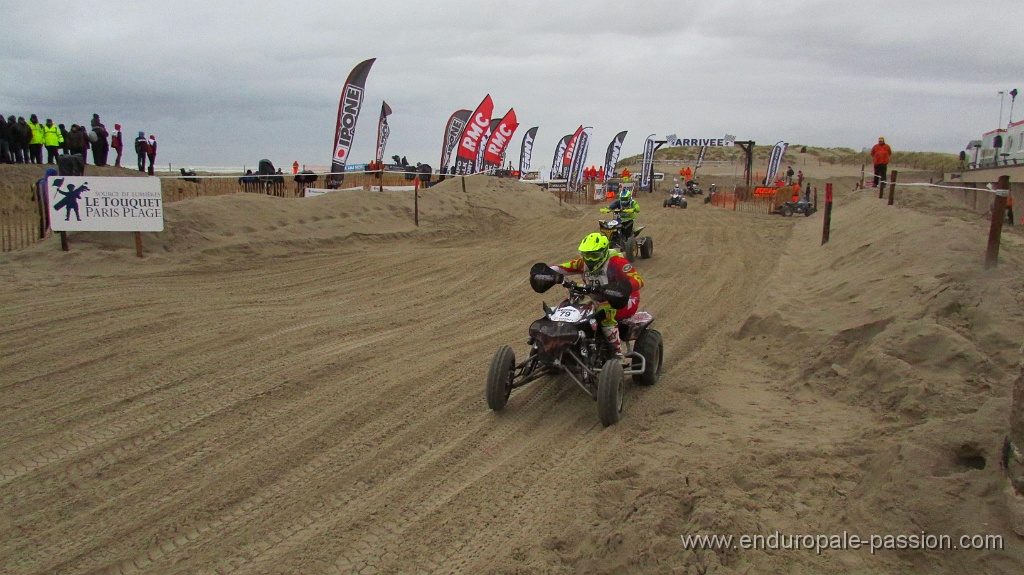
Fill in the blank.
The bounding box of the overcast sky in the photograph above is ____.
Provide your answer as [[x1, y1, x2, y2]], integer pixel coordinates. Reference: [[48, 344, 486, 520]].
[[2, 0, 1021, 172]]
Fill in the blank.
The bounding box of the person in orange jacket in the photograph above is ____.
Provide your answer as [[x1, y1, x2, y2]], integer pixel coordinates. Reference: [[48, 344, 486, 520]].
[[871, 136, 892, 188]]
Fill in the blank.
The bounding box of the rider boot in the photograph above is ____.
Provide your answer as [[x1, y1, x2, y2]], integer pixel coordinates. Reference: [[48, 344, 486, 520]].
[[601, 325, 629, 365]]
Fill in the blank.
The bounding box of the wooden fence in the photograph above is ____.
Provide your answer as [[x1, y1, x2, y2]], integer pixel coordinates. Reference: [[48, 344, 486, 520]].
[[1, 170, 449, 253]]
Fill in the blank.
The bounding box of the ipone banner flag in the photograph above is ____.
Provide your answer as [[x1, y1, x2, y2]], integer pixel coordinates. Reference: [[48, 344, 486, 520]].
[[518, 126, 538, 177], [454, 94, 494, 175], [551, 134, 571, 179], [375, 101, 392, 163], [567, 127, 592, 194], [765, 141, 789, 185], [695, 145, 708, 168], [440, 109, 471, 173], [330, 57, 375, 186], [604, 130, 627, 182], [476, 118, 501, 173], [483, 108, 518, 171], [640, 133, 656, 191], [562, 125, 584, 176]]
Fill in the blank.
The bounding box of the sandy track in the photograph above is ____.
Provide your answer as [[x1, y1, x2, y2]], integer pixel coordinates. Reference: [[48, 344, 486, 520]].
[[2, 176, 1022, 574]]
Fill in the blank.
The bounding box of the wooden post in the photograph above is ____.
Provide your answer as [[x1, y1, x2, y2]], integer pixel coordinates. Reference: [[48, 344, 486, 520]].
[[813, 186, 818, 210], [985, 176, 1011, 269], [887, 170, 898, 206], [860, 164, 865, 189], [134, 231, 144, 258], [821, 183, 833, 245], [878, 173, 885, 199], [60, 230, 69, 251], [414, 178, 419, 227], [461, 175, 467, 195]]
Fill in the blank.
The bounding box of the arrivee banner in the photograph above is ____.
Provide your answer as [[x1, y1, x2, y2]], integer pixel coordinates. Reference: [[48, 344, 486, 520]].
[[665, 134, 736, 147], [48, 176, 163, 232]]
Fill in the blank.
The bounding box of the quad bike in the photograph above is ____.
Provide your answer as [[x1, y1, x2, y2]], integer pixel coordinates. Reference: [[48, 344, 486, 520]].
[[703, 183, 718, 204], [775, 200, 816, 217], [486, 264, 664, 426], [598, 209, 653, 262], [664, 189, 688, 209], [683, 180, 703, 196]]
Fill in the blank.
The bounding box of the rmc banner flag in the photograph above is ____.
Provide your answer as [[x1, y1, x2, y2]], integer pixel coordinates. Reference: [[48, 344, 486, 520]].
[[454, 95, 494, 175], [330, 58, 375, 186], [482, 108, 519, 172]]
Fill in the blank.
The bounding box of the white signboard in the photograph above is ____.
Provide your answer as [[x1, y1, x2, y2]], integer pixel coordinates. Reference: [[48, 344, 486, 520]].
[[48, 176, 163, 232]]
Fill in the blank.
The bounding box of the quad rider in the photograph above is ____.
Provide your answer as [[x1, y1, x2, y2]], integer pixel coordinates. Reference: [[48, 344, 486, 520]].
[[601, 187, 640, 240], [550, 233, 644, 362]]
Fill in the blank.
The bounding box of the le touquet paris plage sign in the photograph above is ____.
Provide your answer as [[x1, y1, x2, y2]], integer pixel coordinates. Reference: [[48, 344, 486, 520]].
[[48, 176, 164, 232]]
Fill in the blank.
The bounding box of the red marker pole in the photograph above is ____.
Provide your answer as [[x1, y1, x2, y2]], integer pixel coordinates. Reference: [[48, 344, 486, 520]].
[[821, 183, 833, 245], [985, 175, 1011, 269], [414, 178, 420, 227]]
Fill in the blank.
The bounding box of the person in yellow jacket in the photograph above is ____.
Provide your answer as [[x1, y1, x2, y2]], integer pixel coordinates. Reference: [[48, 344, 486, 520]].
[[27, 114, 45, 164], [42, 119, 64, 164]]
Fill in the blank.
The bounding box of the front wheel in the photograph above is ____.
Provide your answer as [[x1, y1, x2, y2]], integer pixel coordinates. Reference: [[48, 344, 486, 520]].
[[640, 236, 654, 259], [624, 237, 639, 262], [632, 329, 663, 386], [780, 205, 793, 217], [486, 345, 515, 410], [597, 360, 624, 426]]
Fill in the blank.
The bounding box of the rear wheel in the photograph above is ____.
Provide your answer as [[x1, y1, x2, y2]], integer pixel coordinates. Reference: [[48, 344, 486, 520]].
[[663, 200, 669, 207], [632, 329, 663, 386], [780, 205, 793, 217], [486, 345, 515, 410], [640, 236, 654, 259], [597, 359, 624, 426], [624, 237, 639, 262]]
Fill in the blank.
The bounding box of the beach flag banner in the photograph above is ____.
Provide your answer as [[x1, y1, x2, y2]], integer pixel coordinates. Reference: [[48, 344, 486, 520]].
[[562, 125, 584, 177], [567, 127, 592, 194], [696, 145, 708, 168], [454, 95, 494, 175], [48, 176, 163, 232], [765, 141, 789, 185], [482, 108, 519, 172], [551, 134, 571, 179], [440, 109, 471, 173], [519, 126, 538, 177], [604, 130, 627, 182], [476, 118, 501, 173], [330, 57, 376, 186], [374, 101, 392, 163], [640, 134, 656, 191]]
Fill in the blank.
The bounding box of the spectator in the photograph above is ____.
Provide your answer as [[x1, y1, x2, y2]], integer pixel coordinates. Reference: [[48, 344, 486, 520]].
[[58, 123, 70, 154], [786, 165, 795, 185], [67, 124, 89, 161], [1007, 193, 1015, 227], [42, 118, 63, 164], [110, 124, 124, 167], [134, 131, 148, 172], [15, 116, 31, 163], [0, 115, 10, 163], [871, 136, 892, 188], [797, 170, 804, 188], [91, 122, 110, 166], [147, 135, 157, 175], [27, 114, 45, 164]]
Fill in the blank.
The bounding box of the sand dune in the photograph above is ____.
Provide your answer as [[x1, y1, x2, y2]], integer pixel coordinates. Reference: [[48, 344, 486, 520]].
[[1, 172, 1022, 574]]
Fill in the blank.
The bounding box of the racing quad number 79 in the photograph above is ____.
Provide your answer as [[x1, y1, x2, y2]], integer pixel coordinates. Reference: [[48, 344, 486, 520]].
[[486, 263, 664, 426]]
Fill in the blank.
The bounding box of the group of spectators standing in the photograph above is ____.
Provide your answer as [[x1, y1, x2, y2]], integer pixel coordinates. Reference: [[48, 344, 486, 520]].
[[0, 112, 158, 175]]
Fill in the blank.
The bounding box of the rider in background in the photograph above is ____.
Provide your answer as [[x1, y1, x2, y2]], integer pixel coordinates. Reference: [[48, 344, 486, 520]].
[[601, 187, 640, 238], [551, 233, 644, 361]]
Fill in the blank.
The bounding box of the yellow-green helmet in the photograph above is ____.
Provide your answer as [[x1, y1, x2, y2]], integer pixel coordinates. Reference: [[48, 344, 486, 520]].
[[578, 232, 610, 271]]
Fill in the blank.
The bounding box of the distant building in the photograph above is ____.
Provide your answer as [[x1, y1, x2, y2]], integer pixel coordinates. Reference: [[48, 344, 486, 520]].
[[969, 119, 1024, 168]]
